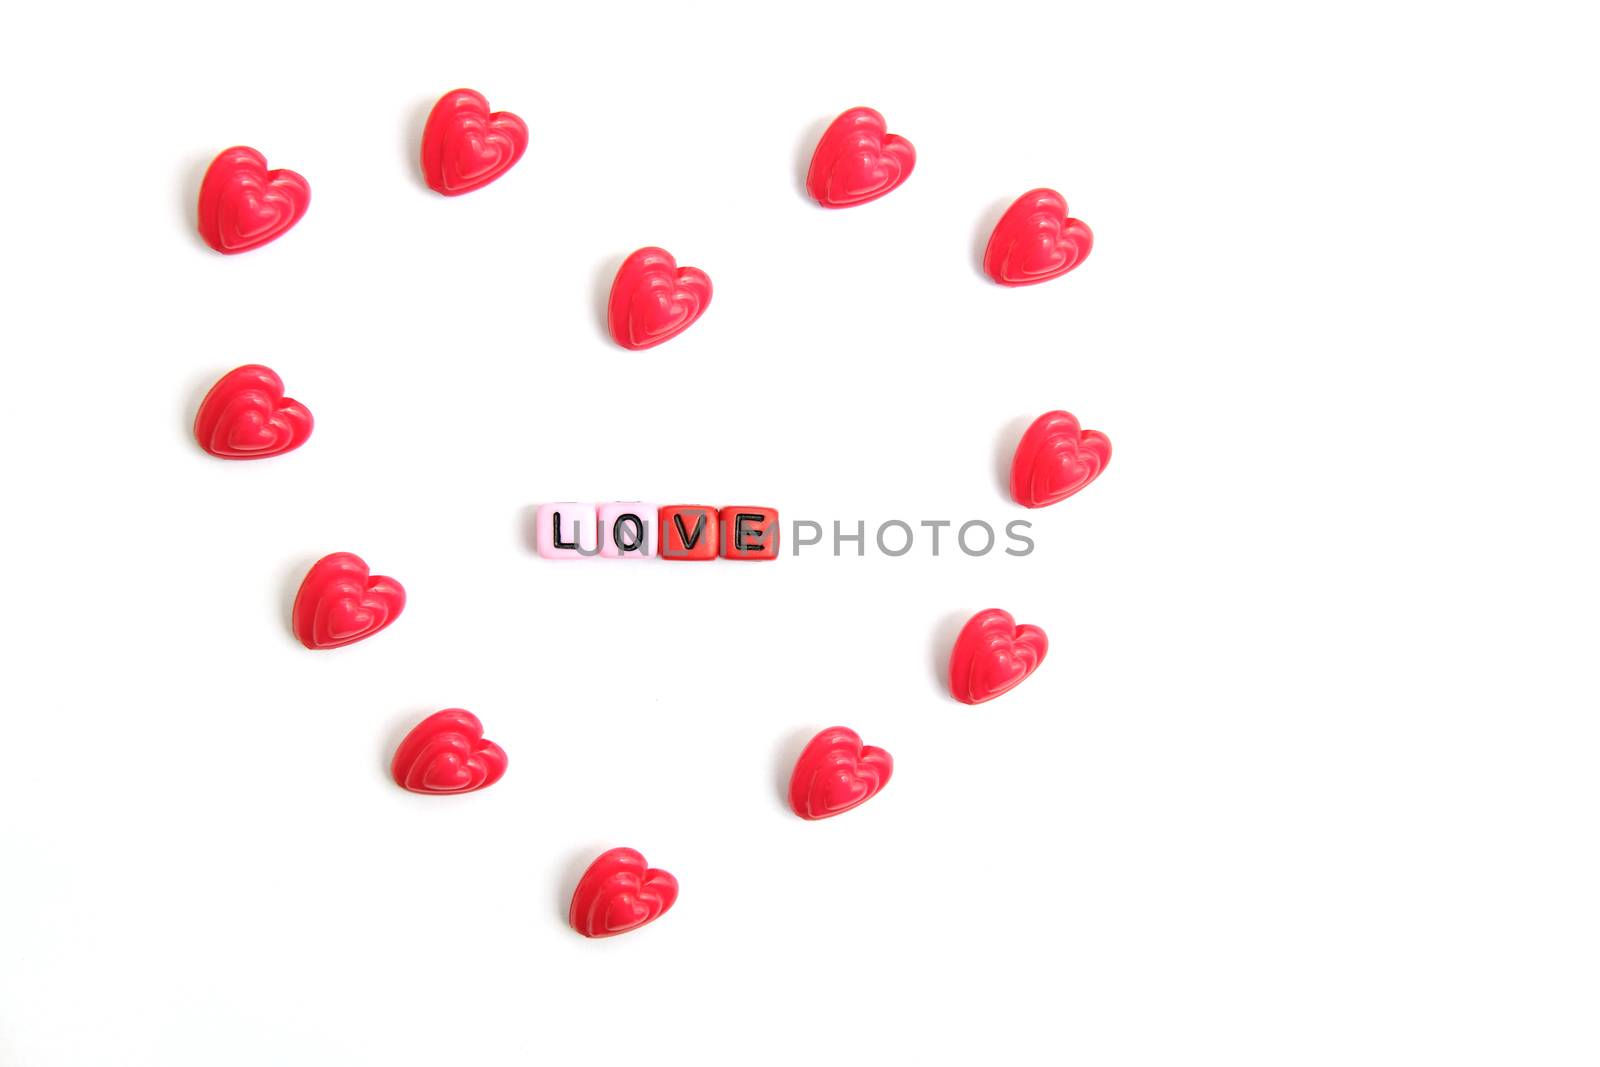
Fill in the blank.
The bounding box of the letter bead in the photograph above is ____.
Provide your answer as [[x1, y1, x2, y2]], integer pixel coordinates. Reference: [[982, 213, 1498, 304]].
[[535, 502, 599, 559], [658, 505, 719, 561], [719, 506, 779, 560], [598, 502, 659, 558]]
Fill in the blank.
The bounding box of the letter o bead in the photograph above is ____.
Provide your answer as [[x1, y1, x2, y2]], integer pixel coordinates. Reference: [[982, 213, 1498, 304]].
[[598, 502, 658, 558]]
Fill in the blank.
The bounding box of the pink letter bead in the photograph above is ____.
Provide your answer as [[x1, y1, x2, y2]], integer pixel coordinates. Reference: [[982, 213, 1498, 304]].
[[536, 502, 599, 558], [598, 502, 659, 558]]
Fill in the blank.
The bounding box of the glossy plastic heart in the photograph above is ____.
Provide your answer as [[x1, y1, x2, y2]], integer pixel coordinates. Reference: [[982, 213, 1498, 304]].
[[391, 709, 507, 794], [948, 608, 1048, 705], [788, 726, 893, 820], [806, 106, 916, 208], [1010, 410, 1111, 508], [196, 146, 310, 254], [569, 847, 678, 938], [983, 188, 1093, 286], [420, 88, 529, 196], [193, 365, 312, 460], [607, 247, 712, 350], [291, 552, 406, 651]]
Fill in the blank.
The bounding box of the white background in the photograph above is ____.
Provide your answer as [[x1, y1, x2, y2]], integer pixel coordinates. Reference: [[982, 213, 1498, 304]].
[[0, 1, 1595, 1064]]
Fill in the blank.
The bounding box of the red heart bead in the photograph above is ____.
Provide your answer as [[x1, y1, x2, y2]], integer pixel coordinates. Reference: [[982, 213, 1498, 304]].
[[420, 88, 529, 196], [948, 608, 1048, 705], [391, 709, 506, 794], [192, 365, 313, 460], [569, 847, 678, 939], [1010, 410, 1111, 508], [788, 726, 893, 820], [806, 106, 916, 208], [196, 146, 310, 254], [982, 188, 1093, 286], [291, 552, 406, 650], [607, 247, 712, 350]]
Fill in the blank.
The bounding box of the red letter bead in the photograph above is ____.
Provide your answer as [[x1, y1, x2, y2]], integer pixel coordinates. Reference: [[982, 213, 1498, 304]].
[[718, 506, 779, 560], [658, 505, 719, 560]]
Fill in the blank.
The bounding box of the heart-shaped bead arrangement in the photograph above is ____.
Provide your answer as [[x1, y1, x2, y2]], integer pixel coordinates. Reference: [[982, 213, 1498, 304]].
[[189, 97, 1101, 943]]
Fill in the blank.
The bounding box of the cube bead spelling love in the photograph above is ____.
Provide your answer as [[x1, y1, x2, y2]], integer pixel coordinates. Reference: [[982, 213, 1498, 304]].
[[535, 503, 778, 561]]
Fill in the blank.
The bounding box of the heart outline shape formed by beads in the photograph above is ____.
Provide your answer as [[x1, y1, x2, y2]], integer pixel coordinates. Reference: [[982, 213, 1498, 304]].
[[391, 709, 507, 794], [420, 88, 529, 196], [806, 106, 916, 208], [193, 364, 313, 460], [569, 847, 679, 938], [948, 608, 1048, 705], [291, 552, 406, 651], [788, 726, 893, 820], [196, 146, 310, 255], [606, 247, 712, 350], [983, 188, 1093, 286], [1010, 410, 1111, 508]]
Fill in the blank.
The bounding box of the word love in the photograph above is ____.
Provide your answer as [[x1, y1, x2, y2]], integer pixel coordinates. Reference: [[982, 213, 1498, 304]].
[[534, 503, 779, 561]]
